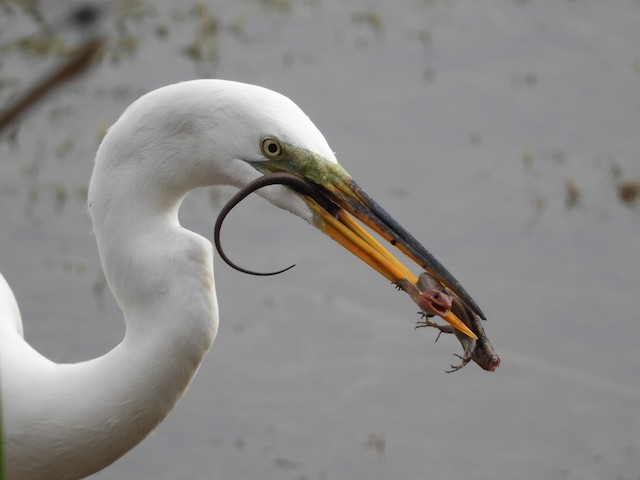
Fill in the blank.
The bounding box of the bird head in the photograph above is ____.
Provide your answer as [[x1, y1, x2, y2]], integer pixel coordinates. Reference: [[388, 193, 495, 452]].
[[93, 79, 484, 336], [201, 80, 485, 336]]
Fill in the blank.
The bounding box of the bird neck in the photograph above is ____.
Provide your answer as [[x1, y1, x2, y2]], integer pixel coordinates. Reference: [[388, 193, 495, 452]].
[[5, 182, 219, 480], [88, 172, 220, 436]]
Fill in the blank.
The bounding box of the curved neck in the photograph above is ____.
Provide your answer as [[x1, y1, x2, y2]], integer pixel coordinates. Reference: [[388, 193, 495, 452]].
[[5, 181, 219, 480]]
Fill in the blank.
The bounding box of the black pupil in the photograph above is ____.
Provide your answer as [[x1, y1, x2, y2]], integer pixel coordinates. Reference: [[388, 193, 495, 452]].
[[268, 142, 278, 153]]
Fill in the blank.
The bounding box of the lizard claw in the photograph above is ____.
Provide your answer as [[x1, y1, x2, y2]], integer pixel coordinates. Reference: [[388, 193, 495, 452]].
[[415, 317, 452, 343], [445, 353, 472, 373]]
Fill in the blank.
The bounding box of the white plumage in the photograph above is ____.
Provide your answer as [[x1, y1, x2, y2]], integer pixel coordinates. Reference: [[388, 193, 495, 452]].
[[0, 79, 482, 480]]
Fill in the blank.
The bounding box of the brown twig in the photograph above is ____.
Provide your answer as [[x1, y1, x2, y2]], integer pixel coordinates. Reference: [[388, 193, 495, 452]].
[[0, 36, 105, 135]]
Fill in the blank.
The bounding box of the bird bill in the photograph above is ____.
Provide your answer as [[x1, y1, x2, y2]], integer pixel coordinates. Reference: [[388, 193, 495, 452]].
[[251, 151, 486, 339], [409, 272, 500, 372]]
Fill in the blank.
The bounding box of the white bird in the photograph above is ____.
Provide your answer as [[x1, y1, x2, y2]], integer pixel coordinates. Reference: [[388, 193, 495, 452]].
[[0, 79, 484, 480]]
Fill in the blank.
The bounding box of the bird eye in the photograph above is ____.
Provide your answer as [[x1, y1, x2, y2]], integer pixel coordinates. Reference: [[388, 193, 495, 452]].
[[261, 137, 283, 158]]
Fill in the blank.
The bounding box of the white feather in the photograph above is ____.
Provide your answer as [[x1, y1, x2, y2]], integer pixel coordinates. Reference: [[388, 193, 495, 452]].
[[0, 80, 337, 480]]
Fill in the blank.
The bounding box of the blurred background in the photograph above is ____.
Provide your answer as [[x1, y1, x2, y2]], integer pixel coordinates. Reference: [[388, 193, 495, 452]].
[[1, 1, 639, 479]]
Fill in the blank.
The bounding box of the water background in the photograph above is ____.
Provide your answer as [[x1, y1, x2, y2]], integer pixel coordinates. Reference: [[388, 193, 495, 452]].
[[1, 1, 639, 479]]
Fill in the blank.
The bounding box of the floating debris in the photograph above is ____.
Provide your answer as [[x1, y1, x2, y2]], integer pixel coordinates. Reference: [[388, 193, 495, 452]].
[[364, 433, 386, 457], [564, 178, 581, 209], [351, 11, 385, 35], [183, 3, 219, 75], [617, 180, 640, 206], [510, 71, 537, 89]]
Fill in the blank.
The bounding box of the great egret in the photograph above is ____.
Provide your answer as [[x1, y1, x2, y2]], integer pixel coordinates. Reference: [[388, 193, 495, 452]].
[[0, 79, 484, 480]]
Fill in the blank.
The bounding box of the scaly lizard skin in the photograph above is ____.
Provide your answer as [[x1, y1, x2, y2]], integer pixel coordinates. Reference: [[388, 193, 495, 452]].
[[397, 273, 500, 373]]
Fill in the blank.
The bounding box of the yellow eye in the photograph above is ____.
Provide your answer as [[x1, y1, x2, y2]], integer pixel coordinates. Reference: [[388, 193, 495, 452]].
[[261, 137, 283, 158]]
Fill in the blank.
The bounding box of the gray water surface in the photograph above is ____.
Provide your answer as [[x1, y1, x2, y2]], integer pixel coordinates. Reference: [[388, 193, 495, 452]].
[[1, 1, 639, 479]]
